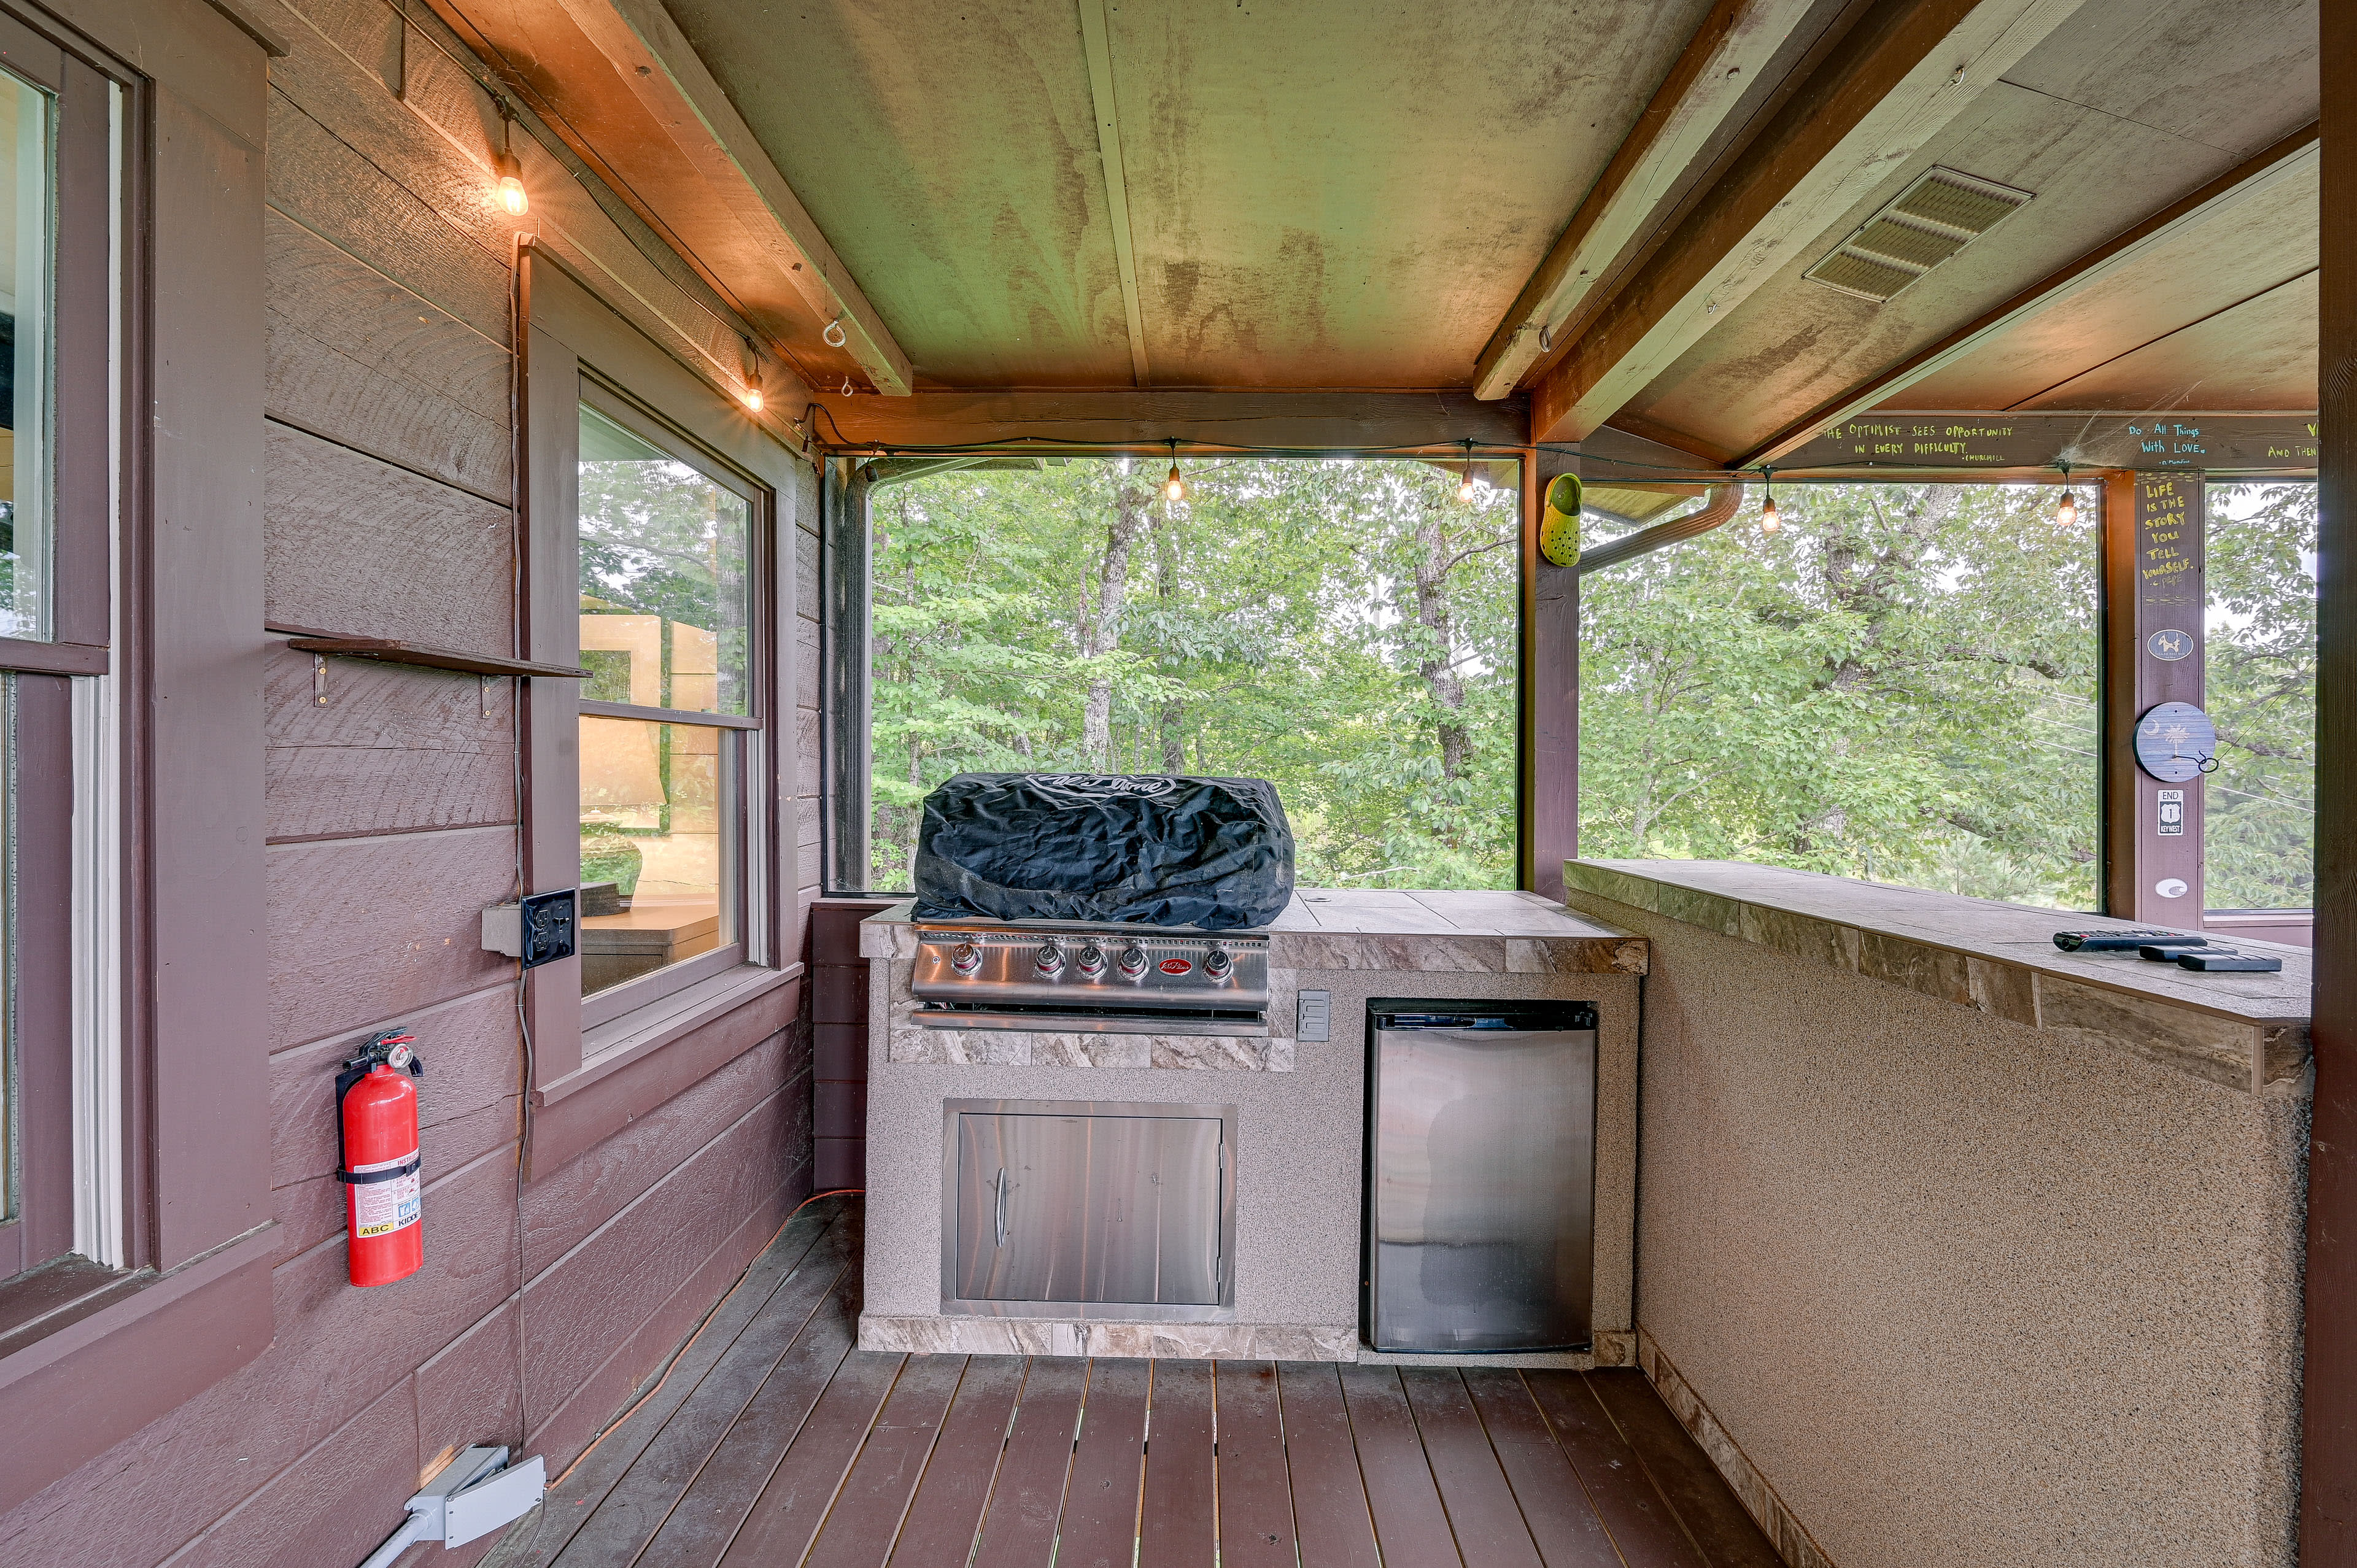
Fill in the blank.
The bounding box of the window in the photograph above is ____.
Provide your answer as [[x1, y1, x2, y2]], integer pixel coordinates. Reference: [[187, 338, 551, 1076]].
[[835, 456, 1522, 894], [517, 250, 800, 1100], [2204, 481, 2316, 915], [1579, 482, 2100, 910], [575, 398, 754, 1005]]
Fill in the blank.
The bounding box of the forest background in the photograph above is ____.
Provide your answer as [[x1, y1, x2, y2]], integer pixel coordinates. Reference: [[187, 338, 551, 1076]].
[[864, 459, 2315, 913]]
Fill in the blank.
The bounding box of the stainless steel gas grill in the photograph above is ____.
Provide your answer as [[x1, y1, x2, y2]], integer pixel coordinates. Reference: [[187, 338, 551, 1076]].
[[910, 921, 1271, 1035]]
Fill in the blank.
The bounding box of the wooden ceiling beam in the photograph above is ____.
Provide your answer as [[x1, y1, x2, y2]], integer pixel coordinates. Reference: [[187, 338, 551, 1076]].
[[1528, 0, 2091, 447], [1472, 0, 1820, 402], [807, 388, 1528, 456], [1733, 122, 2321, 469], [545, 0, 916, 394]]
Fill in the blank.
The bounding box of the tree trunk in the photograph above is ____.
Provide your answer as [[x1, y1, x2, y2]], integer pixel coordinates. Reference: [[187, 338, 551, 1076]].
[[1413, 504, 1472, 781], [1156, 522, 1185, 772], [1080, 471, 1151, 768]]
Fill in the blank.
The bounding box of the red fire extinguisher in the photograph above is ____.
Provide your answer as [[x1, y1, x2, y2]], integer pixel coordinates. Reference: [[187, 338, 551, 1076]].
[[337, 1031, 425, 1288]]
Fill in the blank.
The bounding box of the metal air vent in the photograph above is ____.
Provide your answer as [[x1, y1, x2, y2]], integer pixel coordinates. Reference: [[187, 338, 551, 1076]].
[[1803, 167, 2032, 303]]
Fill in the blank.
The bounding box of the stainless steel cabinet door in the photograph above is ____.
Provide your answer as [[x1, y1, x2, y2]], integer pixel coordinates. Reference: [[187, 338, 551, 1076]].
[[954, 1111, 1225, 1305], [1369, 1025, 1595, 1352]]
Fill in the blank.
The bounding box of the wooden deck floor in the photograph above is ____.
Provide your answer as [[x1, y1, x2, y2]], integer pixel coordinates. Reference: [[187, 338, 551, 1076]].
[[489, 1195, 1780, 1568]]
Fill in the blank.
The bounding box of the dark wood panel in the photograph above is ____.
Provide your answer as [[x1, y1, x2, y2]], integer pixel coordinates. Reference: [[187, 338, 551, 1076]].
[[814, 966, 870, 1024], [538, 1212, 853, 1568], [813, 388, 1525, 455], [815, 1023, 867, 1081], [1275, 1362, 1382, 1568], [811, 901, 892, 966], [883, 1356, 1026, 1567], [801, 1353, 967, 1568], [522, 1095, 802, 1403], [634, 1267, 862, 1566], [1137, 1360, 1216, 1568], [523, 1035, 794, 1273], [168, 1379, 421, 1568], [1399, 1370, 1544, 1568], [416, 1299, 525, 1494], [813, 1138, 867, 1192], [1582, 1372, 1781, 1568], [265, 208, 511, 498], [1523, 1372, 1706, 1568], [264, 825, 517, 1050], [1339, 1366, 1461, 1567], [1056, 1359, 1150, 1568], [263, 88, 512, 342], [715, 1351, 907, 1567], [1460, 1372, 1624, 1568], [265, 644, 515, 841], [1209, 1362, 1296, 1568], [970, 1358, 1087, 1568], [815, 1081, 868, 1140], [264, 422, 513, 656]]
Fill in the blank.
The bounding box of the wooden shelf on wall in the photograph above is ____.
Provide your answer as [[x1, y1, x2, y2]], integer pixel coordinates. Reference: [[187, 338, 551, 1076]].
[[277, 631, 587, 679]]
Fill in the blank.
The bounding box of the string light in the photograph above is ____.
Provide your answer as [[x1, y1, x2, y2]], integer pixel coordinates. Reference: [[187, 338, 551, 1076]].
[[1455, 439, 1479, 502], [2056, 461, 2076, 527], [1164, 438, 1185, 503], [492, 101, 528, 216], [1759, 466, 1780, 534], [741, 337, 763, 412]]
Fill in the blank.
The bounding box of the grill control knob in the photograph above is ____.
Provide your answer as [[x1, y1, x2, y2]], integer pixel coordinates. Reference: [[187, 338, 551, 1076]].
[[950, 942, 983, 976], [1034, 943, 1065, 977], [1075, 943, 1107, 978], [1118, 944, 1149, 979], [1204, 945, 1234, 980]]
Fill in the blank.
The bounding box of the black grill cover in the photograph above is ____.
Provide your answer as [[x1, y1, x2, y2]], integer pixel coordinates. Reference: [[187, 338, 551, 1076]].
[[912, 773, 1295, 930]]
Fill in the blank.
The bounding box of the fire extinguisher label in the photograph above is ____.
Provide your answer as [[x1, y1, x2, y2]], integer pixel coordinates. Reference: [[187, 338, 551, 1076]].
[[350, 1153, 421, 1238]]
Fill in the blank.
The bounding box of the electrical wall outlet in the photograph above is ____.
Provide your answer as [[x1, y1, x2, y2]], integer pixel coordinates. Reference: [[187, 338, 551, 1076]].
[[481, 889, 579, 968]]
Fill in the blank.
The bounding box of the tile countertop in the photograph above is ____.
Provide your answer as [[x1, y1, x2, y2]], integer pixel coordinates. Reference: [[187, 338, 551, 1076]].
[[859, 889, 1649, 975], [1563, 858, 2309, 1094]]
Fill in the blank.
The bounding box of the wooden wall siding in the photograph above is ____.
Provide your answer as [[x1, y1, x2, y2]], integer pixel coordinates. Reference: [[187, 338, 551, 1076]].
[[0, 0, 819, 1559], [810, 901, 890, 1189], [264, 645, 518, 841], [263, 423, 514, 649]]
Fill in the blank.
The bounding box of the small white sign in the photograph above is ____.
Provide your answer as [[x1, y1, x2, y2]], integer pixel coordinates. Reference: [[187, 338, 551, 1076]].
[[2155, 878, 2189, 899]]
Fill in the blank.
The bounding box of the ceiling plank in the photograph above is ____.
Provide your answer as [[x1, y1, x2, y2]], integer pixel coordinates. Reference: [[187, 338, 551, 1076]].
[[546, 0, 916, 394], [1528, 0, 2092, 446], [1472, 0, 1819, 401], [1736, 121, 2320, 467], [1076, 0, 1150, 387], [808, 388, 1527, 455]]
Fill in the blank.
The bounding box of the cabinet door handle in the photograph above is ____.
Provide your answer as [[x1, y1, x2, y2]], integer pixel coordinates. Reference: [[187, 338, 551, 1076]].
[[993, 1168, 1008, 1248]]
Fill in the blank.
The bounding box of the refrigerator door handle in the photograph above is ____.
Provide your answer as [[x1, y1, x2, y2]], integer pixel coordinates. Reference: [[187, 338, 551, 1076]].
[[993, 1168, 1008, 1248]]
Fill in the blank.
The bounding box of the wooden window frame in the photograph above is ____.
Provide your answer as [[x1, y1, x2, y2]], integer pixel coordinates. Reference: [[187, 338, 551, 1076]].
[[0, 0, 280, 1517], [517, 245, 801, 1170]]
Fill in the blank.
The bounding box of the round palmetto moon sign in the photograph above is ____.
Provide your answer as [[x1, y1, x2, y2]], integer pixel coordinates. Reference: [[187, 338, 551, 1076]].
[[2134, 701, 2217, 783]]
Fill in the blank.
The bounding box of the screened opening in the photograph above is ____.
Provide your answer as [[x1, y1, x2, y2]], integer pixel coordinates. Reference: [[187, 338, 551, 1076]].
[[2204, 481, 2316, 915], [1579, 482, 2100, 911], [857, 455, 1520, 894]]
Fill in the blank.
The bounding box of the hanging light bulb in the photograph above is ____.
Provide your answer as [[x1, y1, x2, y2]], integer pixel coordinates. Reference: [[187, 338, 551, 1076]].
[[493, 150, 528, 216], [1456, 463, 1477, 503], [2055, 462, 2076, 527], [1164, 439, 1185, 502], [740, 336, 764, 412], [1759, 468, 1781, 534]]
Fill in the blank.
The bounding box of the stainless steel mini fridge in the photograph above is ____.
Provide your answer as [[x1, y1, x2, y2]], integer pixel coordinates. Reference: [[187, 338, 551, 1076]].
[[1365, 1000, 1596, 1353]]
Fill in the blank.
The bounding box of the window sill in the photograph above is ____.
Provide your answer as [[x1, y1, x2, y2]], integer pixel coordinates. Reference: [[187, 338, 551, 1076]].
[[541, 961, 802, 1106], [0, 1224, 276, 1513]]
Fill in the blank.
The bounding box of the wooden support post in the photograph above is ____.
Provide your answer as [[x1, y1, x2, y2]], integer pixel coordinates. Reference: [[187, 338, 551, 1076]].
[[1523, 450, 1578, 900], [2100, 470, 2206, 923], [2301, 1, 2357, 1550]]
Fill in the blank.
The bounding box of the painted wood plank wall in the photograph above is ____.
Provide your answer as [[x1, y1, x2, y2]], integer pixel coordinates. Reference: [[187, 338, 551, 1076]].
[[0, 0, 819, 1562]]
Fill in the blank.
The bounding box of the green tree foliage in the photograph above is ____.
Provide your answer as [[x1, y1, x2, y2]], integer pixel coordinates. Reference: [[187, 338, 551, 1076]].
[[2205, 482, 2316, 909], [1578, 482, 2102, 910], [867, 457, 1518, 892]]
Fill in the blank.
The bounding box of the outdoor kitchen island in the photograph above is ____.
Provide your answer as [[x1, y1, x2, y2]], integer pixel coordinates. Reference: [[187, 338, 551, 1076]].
[[855, 889, 1647, 1364]]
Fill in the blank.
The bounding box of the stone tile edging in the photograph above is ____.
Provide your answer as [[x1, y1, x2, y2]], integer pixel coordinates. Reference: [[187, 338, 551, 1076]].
[[1640, 1327, 1836, 1568], [1564, 863, 2307, 1095]]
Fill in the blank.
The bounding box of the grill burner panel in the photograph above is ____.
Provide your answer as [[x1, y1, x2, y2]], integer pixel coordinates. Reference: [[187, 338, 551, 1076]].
[[911, 922, 1270, 1032]]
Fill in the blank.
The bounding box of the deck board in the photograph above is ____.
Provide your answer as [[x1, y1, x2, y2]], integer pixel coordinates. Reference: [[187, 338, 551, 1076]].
[[1055, 1359, 1151, 1567], [487, 1199, 1782, 1568], [1137, 1361, 1217, 1568], [883, 1355, 1026, 1567], [1210, 1362, 1299, 1568], [969, 1358, 1086, 1568]]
